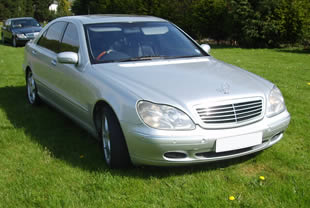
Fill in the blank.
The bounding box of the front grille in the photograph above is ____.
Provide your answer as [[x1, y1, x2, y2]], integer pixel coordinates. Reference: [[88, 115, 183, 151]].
[[196, 99, 263, 127]]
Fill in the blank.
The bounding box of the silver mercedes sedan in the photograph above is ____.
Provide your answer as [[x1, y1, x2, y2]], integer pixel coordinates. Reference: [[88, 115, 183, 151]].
[[23, 15, 290, 168]]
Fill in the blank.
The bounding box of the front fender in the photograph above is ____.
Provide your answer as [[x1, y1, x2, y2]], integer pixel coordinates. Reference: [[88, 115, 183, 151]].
[[88, 68, 143, 127]]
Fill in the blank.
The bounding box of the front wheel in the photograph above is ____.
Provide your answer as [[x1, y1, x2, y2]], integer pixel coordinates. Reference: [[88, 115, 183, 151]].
[[100, 106, 131, 169], [12, 36, 17, 47], [1, 33, 5, 44], [26, 70, 40, 105]]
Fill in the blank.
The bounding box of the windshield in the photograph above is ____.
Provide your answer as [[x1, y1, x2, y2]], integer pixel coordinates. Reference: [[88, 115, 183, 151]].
[[85, 22, 207, 63], [12, 19, 40, 28]]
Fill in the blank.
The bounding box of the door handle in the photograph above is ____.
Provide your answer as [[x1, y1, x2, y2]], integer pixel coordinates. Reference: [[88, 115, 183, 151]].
[[51, 59, 57, 66], [32, 50, 37, 55]]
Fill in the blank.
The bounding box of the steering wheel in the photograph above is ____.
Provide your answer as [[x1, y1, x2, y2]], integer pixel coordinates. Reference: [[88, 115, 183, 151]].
[[96, 49, 113, 61]]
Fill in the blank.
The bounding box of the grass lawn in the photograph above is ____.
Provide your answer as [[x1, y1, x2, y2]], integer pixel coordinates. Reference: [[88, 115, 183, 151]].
[[0, 39, 309, 207]]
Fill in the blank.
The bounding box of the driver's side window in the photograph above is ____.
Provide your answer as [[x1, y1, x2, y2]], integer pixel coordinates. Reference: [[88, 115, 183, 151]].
[[59, 23, 79, 53]]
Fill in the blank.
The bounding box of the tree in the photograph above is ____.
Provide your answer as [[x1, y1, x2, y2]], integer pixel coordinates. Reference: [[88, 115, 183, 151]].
[[192, 0, 231, 41], [301, 0, 310, 47], [57, 0, 71, 17], [25, 0, 34, 17], [32, 0, 54, 21], [68, 0, 310, 47]]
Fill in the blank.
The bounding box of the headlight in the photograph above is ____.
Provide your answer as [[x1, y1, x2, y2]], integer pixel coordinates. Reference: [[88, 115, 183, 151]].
[[16, 33, 26, 38], [266, 86, 286, 117], [137, 101, 195, 130]]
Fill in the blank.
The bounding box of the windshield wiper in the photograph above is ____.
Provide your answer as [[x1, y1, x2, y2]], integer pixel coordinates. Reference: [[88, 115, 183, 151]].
[[118, 56, 170, 62], [168, 55, 204, 59], [100, 55, 204, 64]]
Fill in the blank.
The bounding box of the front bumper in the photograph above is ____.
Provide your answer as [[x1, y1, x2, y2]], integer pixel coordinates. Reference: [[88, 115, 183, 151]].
[[15, 36, 36, 45], [122, 110, 290, 166]]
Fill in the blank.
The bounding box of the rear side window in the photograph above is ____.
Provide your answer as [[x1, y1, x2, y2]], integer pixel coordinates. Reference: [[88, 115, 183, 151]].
[[37, 22, 67, 53], [60, 23, 79, 53]]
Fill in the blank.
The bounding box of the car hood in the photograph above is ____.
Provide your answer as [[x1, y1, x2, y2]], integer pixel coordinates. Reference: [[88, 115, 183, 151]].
[[12, 26, 42, 34], [92, 56, 273, 111]]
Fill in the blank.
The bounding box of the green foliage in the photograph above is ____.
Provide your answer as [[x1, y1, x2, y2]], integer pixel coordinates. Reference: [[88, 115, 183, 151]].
[[0, 0, 70, 22], [57, 0, 71, 17], [296, 0, 310, 47], [32, 0, 54, 21], [0, 0, 309, 47], [24, 0, 34, 17], [70, 0, 310, 48], [192, 0, 230, 41]]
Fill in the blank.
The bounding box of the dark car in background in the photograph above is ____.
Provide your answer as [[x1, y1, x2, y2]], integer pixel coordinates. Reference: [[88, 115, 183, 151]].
[[2, 17, 42, 47]]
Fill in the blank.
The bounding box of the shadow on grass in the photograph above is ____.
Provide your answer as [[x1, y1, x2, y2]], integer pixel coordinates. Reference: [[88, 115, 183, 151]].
[[1, 38, 10, 46], [1, 39, 24, 47], [0, 86, 260, 178]]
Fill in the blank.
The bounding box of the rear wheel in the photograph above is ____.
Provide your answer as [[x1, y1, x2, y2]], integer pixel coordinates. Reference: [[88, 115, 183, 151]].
[[100, 106, 131, 169], [26, 70, 40, 105]]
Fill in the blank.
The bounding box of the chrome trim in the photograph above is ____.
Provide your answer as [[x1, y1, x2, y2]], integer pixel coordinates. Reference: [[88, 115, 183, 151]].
[[195, 97, 264, 129]]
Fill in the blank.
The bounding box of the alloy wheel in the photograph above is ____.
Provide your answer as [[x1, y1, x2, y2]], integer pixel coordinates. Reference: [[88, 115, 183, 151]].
[[27, 72, 36, 104], [12, 37, 16, 47], [101, 114, 111, 165]]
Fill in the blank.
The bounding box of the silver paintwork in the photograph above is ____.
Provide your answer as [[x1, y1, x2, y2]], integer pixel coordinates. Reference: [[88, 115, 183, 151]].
[[23, 15, 290, 166]]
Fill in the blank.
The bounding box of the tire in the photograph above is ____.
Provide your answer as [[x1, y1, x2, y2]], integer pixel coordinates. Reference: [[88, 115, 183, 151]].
[[26, 70, 40, 105], [12, 36, 17, 47], [1, 33, 4, 44], [100, 106, 131, 169]]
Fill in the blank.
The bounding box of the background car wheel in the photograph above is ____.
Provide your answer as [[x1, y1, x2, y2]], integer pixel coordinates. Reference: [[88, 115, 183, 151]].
[[1, 33, 5, 44], [26, 70, 40, 105], [100, 106, 131, 169], [12, 37, 17, 47]]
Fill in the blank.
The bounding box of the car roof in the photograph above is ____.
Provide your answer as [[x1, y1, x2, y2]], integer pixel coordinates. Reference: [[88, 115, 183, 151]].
[[56, 14, 168, 25], [8, 17, 36, 21]]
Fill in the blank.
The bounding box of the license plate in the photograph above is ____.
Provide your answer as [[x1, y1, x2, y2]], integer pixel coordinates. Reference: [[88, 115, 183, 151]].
[[216, 132, 262, 153], [26, 33, 34, 38]]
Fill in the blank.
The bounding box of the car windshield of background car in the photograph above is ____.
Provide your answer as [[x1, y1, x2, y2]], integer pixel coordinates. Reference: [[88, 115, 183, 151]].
[[12, 19, 40, 28]]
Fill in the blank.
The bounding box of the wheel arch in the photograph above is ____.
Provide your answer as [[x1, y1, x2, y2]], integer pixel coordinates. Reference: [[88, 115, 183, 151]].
[[25, 66, 32, 81], [93, 100, 121, 136]]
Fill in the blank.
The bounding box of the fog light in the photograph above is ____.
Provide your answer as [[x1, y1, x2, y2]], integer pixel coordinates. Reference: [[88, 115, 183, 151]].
[[164, 152, 187, 159]]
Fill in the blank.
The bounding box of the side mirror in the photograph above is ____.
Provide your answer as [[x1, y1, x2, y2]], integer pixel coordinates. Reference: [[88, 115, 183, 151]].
[[201, 44, 211, 54], [57, 52, 79, 65]]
